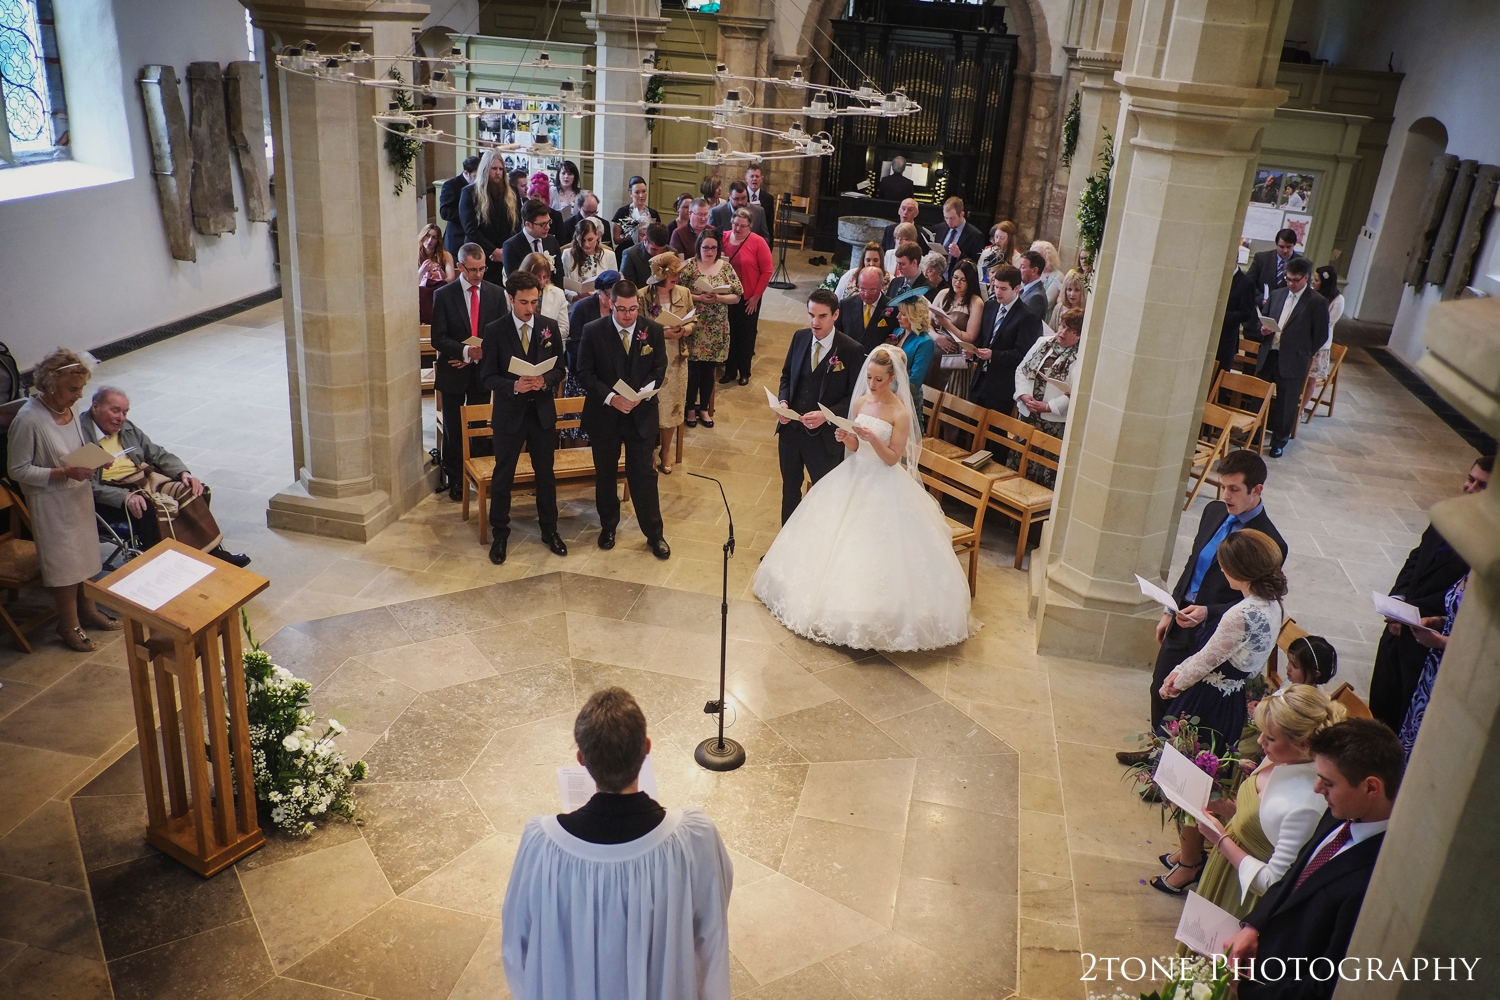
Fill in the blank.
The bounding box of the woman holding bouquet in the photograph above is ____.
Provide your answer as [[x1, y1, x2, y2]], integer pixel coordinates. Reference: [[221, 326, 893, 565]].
[[1152, 685, 1341, 900]]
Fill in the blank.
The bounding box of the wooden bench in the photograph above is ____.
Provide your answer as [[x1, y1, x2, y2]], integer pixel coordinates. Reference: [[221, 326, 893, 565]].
[[917, 449, 992, 596], [987, 424, 1059, 569], [926, 392, 992, 463], [0, 482, 52, 653]]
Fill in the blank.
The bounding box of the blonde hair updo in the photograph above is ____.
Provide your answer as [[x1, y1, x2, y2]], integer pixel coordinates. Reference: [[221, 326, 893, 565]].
[[1255, 683, 1346, 746]]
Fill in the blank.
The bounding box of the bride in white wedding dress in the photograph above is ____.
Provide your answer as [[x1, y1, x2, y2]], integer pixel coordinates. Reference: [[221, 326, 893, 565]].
[[753, 344, 980, 651]]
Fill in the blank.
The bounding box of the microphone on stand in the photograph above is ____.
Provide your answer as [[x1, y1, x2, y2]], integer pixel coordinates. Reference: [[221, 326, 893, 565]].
[[768, 191, 797, 291], [687, 472, 746, 771]]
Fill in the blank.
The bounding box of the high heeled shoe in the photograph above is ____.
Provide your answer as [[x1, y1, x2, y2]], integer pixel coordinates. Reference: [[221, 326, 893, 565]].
[[1148, 859, 1204, 896]]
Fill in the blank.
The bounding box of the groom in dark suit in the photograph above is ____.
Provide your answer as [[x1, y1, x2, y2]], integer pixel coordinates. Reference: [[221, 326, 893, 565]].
[[479, 272, 568, 565], [1256, 256, 1328, 457], [577, 279, 671, 559], [776, 288, 866, 524], [1227, 719, 1400, 999], [1118, 449, 1287, 752]]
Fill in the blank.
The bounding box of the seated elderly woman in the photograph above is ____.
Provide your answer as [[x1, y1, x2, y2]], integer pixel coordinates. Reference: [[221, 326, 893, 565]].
[[81, 387, 249, 567], [6, 350, 121, 651], [1012, 306, 1083, 487], [919, 251, 950, 303]]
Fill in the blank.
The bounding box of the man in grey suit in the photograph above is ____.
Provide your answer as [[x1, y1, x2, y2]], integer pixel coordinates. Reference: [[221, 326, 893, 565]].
[[709, 181, 770, 242], [1256, 256, 1328, 457], [1017, 251, 1050, 321]]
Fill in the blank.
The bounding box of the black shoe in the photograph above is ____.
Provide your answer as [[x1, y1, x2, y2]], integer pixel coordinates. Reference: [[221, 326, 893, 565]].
[[543, 530, 568, 557], [209, 547, 251, 568], [449, 483, 463, 501], [650, 538, 671, 560], [1116, 748, 1151, 765], [699, 416, 715, 429], [489, 538, 507, 565], [598, 528, 616, 550], [718, 372, 737, 385], [1269, 442, 1286, 458], [737, 376, 749, 386]]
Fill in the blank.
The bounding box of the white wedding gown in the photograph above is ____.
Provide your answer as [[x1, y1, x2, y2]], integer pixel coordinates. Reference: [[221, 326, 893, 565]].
[[753, 413, 980, 651]]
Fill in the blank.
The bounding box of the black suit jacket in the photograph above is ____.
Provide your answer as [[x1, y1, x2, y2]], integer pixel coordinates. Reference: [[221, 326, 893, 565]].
[[749, 187, 775, 223], [439, 174, 469, 256], [1369, 523, 1468, 729], [877, 173, 915, 202], [1218, 266, 1260, 371], [458, 184, 516, 268], [1240, 810, 1385, 1000], [620, 243, 654, 289], [777, 329, 866, 457], [1244, 250, 1305, 310], [577, 316, 669, 440], [479, 313, 566, 432], [938, 221, 986, 272], [1163, 500, 1288, 648], [1257, 287, 1328, 383], [881, 222, 930, 255], [970, 298, 1043, 411], [837, 293, 895, 353], [430, 278, 508, 395], [567, 295, 606, 370], [503, 230, 564, 282]]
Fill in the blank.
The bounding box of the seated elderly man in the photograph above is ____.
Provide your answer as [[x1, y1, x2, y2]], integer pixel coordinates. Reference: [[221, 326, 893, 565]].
[[81, 386, 250, 566]]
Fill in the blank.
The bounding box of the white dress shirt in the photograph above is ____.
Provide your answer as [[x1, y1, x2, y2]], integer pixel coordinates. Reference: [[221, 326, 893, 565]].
[[1311, 817, 1388, 860], [1273, 286, 1303, 351]]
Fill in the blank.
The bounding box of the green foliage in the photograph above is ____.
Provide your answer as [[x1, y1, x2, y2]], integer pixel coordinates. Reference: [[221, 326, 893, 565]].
[[1060, 91, 1081, 168], [384, 68, 422, 197], [819, 261, 848, 291], [644, 67, 667, 134], [1077, 129, 1114, 289]]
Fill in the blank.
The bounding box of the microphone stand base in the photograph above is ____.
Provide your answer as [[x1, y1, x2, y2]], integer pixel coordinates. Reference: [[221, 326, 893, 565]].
[[766, 280, 797, 290], [694, 736, 746, 771]]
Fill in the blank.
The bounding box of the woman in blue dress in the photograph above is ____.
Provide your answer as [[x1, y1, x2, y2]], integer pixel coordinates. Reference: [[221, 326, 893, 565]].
[[1399, 573, 1468, 759]]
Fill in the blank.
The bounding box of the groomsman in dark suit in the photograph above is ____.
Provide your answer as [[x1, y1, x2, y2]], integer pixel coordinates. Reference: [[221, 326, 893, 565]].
[[1243, 227, 1304, 312], [1226, 720, 1400, 999], [438, 156, 479, 256], [970, 265, 1042, 417], [937, 197, 986, 276], [430, 244, 507, 500], [837, 267, 894, 353], [503, 199, 564, 280], [1256, 257, 1329, 456], [745, 163, 775, 224], [1368, 456, 1487, 730], [1117, 449, 1287, 751], [776, 289, 866, 524], [479, 272, 568, 565], [577, 280, 671, 559]]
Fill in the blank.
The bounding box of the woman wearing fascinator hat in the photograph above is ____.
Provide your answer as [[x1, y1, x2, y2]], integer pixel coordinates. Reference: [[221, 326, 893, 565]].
[[753, 343, 980, 651]]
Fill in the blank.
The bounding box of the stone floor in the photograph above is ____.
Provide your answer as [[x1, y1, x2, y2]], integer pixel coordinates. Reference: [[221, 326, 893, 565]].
[[0, 254, 1479, 999]]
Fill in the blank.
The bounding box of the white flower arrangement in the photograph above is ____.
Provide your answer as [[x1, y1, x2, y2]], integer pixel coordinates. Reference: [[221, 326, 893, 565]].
[[242, 613, 367, 836], [1087, 956, 1233, 1000]]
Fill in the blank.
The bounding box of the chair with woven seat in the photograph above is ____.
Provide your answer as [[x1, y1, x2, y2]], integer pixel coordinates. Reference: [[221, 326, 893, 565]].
[[926, 393, 991, 462], [1296, 342, 1348, 432], [989, 425, 1060, 569], [1184, 402, 1237, 511], [975, 410, 1028, 492], [917, 448, 991, 596], [0, 482, 54, 653], [1208, 370, 1274, 454]]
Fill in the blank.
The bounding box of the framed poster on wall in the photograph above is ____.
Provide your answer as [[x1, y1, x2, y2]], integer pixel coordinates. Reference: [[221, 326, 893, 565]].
[[476, 93, 565, 177]]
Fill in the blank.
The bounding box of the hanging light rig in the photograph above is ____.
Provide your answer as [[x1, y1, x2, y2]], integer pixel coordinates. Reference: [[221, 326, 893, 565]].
[[272, 41, 918, 164]]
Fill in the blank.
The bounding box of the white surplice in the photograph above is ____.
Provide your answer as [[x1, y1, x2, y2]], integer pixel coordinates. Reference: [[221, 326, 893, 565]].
[[501, 808, 734, 1000]]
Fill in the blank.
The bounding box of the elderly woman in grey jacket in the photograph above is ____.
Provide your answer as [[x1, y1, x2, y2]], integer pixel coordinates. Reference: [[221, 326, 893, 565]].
[[6, 349, 121, 651]]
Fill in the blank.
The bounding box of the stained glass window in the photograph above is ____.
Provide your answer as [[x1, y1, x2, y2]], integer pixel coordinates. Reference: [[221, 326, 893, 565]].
[[1, 0, 69, 165]]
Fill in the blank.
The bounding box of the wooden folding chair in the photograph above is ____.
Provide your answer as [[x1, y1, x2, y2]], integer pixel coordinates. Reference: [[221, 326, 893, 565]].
[[917, 449, 991, 596], [0, 482, 54, 653], [1329, 682, 1374, 720], [1235, 336, 1261, 375], [1209, 370, 1274, 454], [926, 393, 991, 462], [1185, 402, 1236, 511], [1264, 617, 1309, 690], [775, 195, 812, 249], [989, 425, 1059, 569], [1300, 343, 1348, 425]]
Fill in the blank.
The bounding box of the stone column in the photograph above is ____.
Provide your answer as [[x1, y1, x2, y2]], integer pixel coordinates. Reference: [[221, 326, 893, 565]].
[[1337, 297, 1500, 998], [584, 0, 669, 208], [245, 0, 431, 541], [1033, 0, 1293, 663], [716, 0, 774, 155], [1055, 0, 1132, 265]]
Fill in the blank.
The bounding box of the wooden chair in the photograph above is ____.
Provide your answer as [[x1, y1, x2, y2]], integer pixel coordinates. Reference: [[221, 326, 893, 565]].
[[419, 324, 437, 395], [988, 424, 1059, 569], [1299, 343, 1348, 427], [917, 449, 991, 596], [775, 195, 812, 249], [920, 385, 944, 436], [460, 403, 495, 541], [1184, 402, 1236, 511], [1329, 682, 1374, 720], [976, 411, 1029, 493], [1209, 370, 1274, 454], [515, 396, 627, 498], [1234, 336, 1261, 375], [1264, 617, 1310, 690], [0, 483, 53, 653], [926, 393, 991, 462]]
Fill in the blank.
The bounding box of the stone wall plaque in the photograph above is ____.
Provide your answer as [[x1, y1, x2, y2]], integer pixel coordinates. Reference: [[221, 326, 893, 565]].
[[1424, 159, 1478, 288], [1405, 153, 1458, 286], [1443, 164, 1500, 301], [224, 61, 271, 223], [138, 65, 196, 262], [188, 61, 238, 235]]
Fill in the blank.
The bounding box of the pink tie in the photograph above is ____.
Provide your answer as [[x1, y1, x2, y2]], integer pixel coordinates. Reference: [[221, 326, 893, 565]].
[[1293, 822, 1352, 891]]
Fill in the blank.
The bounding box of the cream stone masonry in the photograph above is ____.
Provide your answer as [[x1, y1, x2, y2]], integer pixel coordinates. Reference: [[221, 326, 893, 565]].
[[247, 0, 433, 542], [715, 0, 774, 156], [583, 0, 670, 207], [1341, 297, 1500, 999], [1057, 0, 1132, 266], [1036, 0, 1294, 663]]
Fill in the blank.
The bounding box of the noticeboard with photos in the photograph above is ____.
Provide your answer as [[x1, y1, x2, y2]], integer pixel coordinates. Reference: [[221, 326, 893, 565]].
[[476, 93, 565, 177]]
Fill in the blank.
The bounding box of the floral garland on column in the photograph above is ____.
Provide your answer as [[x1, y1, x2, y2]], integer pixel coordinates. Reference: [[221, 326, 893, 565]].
[[1076, 129, 1114, 289], [1060, 91, 1081, 168], [384, 68, 422, 196]]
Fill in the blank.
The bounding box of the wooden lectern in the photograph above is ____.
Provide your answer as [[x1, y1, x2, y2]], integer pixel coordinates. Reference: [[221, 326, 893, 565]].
[[86, 540, 270, 876]]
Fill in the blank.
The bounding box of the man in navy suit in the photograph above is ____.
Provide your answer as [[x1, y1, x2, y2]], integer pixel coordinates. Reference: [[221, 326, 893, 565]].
[[577, 280, 671, 559], [970, 265, 1042, 417], [1226, 720, 1400, 1000], [438, 155, 479, 256], [480, 272, 568, 565], [1256, 257, 1328, 456], [503, 199, 564, 280], [838, 266, 894, 353], [937, 197, 986, 276], [1016, 251, 1050, 321], [430, 244, 506, 500], [1244, 227, 1305, 313], [776, 289, 866, 523]]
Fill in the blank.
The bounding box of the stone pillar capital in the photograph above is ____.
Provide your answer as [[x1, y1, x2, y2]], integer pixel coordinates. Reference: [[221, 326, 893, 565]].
[[1075, 49, 1123, 80]]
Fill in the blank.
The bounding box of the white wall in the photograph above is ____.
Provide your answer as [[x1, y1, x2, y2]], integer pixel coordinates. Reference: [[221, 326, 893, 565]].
[[1301, 0, 1500, 352], [0, 0, 276, 370]]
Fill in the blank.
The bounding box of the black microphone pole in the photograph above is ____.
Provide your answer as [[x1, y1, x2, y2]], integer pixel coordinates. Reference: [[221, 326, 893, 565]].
[[768, 192, 796, 290], [687, 472, 745, 770]]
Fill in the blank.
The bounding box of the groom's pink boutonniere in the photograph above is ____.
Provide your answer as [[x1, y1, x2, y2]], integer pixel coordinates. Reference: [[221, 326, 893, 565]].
[[828, 354, 844, 372]]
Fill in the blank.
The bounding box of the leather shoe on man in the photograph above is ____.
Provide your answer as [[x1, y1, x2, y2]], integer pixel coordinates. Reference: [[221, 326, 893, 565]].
[[1268, 441, 1286, 458], [598, 528, 616, 550], [718, 372, 737, 385], [543, 531, 568, 557], [489, 538, 507, 565], [1116, 748, 1152, 765], [449, 483, 464, 502], [650, 538, 671, 561], [209, 547, 251, 568]]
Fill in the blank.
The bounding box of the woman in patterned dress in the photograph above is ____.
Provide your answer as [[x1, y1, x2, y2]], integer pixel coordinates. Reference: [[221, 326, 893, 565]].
[[1399, 573, 1468, 759], [681, 230, 742, 429], [646, 252, 695, 475], [1012, 307, 1083, 487]]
